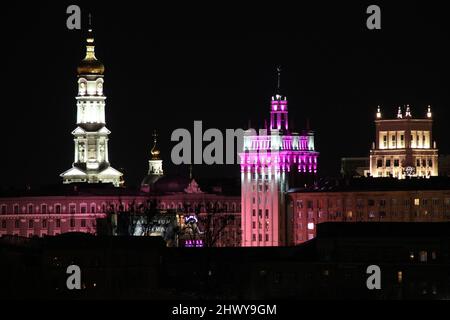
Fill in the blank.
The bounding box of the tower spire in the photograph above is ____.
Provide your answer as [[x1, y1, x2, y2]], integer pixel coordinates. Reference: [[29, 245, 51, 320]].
[[276, 65, 282, 94]]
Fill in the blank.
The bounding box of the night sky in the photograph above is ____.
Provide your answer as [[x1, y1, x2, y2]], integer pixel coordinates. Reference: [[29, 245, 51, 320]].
[[1, 1, 449, 188]]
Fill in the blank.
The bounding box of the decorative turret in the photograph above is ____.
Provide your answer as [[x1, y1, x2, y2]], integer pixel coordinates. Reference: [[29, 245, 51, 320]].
[[397, 106, 403, 119], [376, 106, 382, 119]]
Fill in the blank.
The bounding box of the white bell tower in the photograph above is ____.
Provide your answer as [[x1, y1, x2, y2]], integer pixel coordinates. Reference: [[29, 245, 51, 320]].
[[61, 26, 122, 187]]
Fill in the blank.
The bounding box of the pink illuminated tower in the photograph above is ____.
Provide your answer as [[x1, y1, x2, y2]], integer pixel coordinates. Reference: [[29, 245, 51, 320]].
[[239, 67, 319, 247]]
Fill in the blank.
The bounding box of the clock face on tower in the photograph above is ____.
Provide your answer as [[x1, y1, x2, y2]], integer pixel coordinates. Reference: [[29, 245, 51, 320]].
[[405, 166, 416, 176]]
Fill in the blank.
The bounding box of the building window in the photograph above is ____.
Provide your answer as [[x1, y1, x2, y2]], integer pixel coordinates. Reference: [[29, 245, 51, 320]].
[[265, 234, 269, 241], [252, 234, 256, 241], [91, 205, 96, 213], [70, 219, 76, 228], [394, 159, 400, 167], [41, 204, 47, 214], [414, 198, 420, 206], [28, 220, 33, 228], [42, 219, 47, 228], [307, 222, 314, 230], [428, 159, 433, 167], [1, 220, 6, 229], [265, 209, 269, 218], [252, 222, 256, 229], [1, 205, 6, 215], [380, 200, 386, 207], [69, 205, 76, 214], [258, 209, 262, 218], [28, 205, 33, 214], [397, 271, 403, 284], [258, 234, 262, 241], [297, 200, 303, 209], [252, 209, 256, 217], [81, 219, 86, 228], [15, 220, 20, 228], [386, 159, 391, 167], [368, 199, 375, 206], [56, 219, 61, 228], [81, 206, 87, 214], [307, 201, 313, 209], [377, 159, 383, 168], [55, 205, 61, 214], [419, 251, 428, 262]]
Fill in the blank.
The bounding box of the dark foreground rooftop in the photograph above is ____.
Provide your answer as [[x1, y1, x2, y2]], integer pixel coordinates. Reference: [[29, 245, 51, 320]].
[[2, 222, 450, 299]]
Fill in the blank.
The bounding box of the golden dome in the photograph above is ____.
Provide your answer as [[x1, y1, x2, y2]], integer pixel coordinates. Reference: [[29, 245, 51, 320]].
[[77, 29, 105, 75], [151, 132, 161, 160]]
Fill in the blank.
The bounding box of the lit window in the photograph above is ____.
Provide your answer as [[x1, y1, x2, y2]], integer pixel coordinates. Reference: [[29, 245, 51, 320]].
[[397, 271, 403, 283], [414, 199, 420, 206], [307, 222, 314, 230], [419, 251, 428, 262]]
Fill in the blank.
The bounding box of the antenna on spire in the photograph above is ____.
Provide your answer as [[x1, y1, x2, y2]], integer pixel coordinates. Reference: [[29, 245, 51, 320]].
[[88, 13, 93, 29], [276, 65, 282, 93]]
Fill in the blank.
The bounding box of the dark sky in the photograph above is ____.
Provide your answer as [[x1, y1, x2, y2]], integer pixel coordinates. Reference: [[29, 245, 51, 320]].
[[1, 1, 449, 188]]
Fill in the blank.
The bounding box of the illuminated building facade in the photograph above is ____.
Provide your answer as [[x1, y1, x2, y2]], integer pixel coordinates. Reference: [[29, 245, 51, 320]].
[[60, 27, 122, 186], [370, 105, 438, 179], [289, 178, 450, 245], [239, 68, 319, 247]]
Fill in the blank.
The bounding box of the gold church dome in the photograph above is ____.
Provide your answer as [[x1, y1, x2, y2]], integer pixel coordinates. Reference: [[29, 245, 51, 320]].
[[77, 28, 105, 75], [151, 131, 161, 160]]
